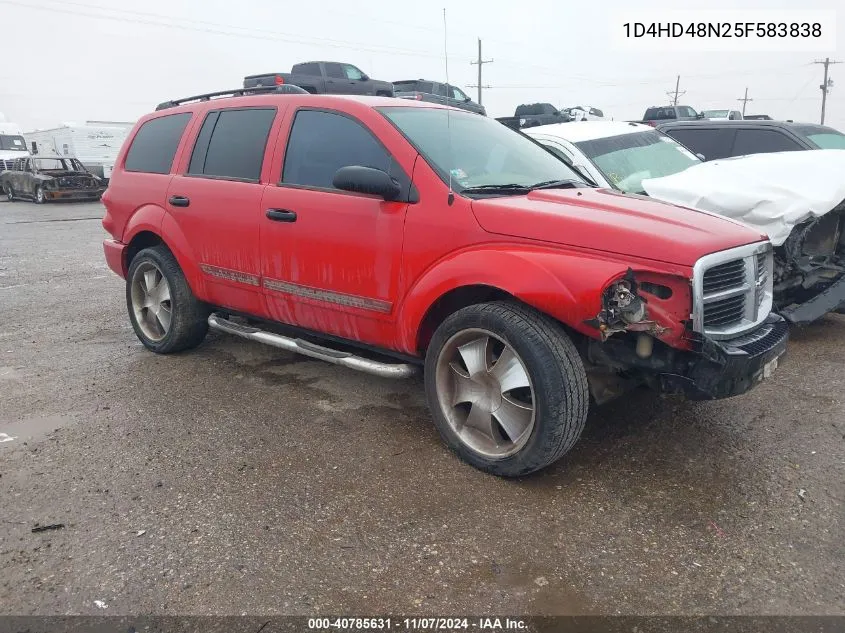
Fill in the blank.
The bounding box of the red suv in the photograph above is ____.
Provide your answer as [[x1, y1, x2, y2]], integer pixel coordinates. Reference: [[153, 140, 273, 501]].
[[102, 89, 788, 477]]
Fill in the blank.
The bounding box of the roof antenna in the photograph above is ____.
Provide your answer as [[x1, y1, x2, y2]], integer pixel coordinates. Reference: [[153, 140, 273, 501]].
[[443, 7, 454, 206]]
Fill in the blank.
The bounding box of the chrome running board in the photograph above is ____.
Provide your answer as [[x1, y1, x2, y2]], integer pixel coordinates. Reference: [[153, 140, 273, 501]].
[[207, 313, 417, 379]]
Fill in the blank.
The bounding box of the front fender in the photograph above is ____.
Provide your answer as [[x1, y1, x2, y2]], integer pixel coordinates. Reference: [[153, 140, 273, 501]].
[[396, 245, 636, 354]]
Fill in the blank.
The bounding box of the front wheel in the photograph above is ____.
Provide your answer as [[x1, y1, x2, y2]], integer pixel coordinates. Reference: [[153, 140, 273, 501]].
[[34, 186, 45, 204], [5, 186, 15, 202], [126, 245, 209, 353], [424, 301, 589, 477]]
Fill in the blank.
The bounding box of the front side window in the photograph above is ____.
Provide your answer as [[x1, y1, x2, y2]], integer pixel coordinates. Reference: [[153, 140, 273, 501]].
[[282, 110, 400, 190], [33, 158, 73, 171], [664, 128, 734, 161], [188, 108, 276, 181], [124, 113, 192, 174], [732, 129, 802, 156], [342, 65, 364, 80], [677, 106, 698, 118], [575, 130, 700, 194], [451, 86, 469, 101], [380, 107, 584, 194]]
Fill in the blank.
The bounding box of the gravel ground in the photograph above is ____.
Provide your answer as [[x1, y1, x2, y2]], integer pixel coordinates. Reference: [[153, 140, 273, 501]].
[[0, 200, 843, 616]]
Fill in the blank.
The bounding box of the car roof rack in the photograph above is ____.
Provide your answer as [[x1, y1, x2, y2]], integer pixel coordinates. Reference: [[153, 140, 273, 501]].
[[155, 85, 308, 111]]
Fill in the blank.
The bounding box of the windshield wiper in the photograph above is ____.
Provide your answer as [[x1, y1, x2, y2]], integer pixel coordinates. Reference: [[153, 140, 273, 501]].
[[459, 184, 531, 195], [528, 179, 585, 190]]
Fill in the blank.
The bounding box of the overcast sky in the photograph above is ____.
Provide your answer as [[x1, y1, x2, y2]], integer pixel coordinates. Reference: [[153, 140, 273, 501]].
[[0, 0, 841, 131]]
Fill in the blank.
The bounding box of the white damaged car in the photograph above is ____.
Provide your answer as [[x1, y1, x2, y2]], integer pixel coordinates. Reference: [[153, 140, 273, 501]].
[[525, 121, 845, 324]]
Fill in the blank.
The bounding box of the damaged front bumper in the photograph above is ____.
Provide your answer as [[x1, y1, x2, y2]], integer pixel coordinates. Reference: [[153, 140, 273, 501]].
[[779, 274, 845, 325], [660, 314, 788, 400]]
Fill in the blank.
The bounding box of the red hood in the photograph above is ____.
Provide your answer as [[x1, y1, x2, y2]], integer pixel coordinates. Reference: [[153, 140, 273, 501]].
[[471, 188, 766, 267]]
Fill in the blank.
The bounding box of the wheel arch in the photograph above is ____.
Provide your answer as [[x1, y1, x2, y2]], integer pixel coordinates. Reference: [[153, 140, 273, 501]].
[[123, 222, 205, 299], [398, 247, 628, 356]]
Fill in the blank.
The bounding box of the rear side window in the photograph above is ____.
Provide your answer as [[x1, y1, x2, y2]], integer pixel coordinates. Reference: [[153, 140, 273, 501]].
[[324, 63, 345, 79], [282, 110, 401, 190], [293, 62, 320, 75], [663, 127, 734, 160], [124, 113, 191, 174], [731, 129, 803, 156], [188, 108, 276, 181]]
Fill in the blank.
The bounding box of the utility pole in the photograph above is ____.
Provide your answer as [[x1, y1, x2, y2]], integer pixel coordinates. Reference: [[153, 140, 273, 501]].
[[812, 57, 842, 124], [737, 87, 753, 116], [666, 75, 685, 106], [468, 38, 493, 105]]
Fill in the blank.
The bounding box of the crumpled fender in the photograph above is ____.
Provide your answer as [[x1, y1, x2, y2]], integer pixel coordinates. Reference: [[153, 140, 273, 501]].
[[396, 244, 641, 354]]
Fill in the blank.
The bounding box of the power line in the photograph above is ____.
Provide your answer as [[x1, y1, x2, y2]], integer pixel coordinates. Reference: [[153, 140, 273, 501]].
[[467, 39, 493, 105], [812, 57, 842, 125]]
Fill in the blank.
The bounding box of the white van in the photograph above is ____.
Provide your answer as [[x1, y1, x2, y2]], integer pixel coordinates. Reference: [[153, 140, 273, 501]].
[[0, 113, 30, 171]]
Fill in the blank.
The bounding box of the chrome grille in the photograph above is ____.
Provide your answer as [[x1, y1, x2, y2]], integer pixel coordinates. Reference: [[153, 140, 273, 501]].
[[702, 259, 746, 294], [692, 242, 774, 340]]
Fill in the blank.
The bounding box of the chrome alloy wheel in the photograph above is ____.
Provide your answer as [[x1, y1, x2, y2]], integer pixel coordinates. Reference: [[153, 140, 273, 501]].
[[130, 261, 173, 342], [434, 329, 535, 458]]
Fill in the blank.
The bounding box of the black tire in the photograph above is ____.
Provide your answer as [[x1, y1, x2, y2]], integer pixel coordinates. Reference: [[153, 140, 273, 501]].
[[6, 185, 15, 202], [126, 245, 209, 353], [34, 186, 45, 204], [424, 301, 589, 477]]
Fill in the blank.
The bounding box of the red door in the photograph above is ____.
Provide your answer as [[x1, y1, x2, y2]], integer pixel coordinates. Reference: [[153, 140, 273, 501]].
[[259, 108, 413, 347]]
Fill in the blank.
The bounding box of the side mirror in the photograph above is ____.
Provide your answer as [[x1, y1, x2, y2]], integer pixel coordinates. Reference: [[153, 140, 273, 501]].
[[696, 113, 705, 119], [359, 73, 369, 81], [333, 166, 401, 201]]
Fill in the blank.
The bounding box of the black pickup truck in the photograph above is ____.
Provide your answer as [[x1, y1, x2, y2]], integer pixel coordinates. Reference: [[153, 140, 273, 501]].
[[497, 103, 572, 130], [638, 105, 703, 126], [243, 61, 394, 96], [393, 79, 486, 115]]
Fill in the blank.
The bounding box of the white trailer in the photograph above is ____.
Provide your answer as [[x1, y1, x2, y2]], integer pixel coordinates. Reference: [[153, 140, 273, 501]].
[[25, 122, 133, 181]]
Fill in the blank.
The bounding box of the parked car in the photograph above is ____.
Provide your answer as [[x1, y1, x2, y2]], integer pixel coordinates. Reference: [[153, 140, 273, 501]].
[[243, 61, 394, 96], [701, 109, 743, 121], [101, 90, 787, 477], [497, 103, 572, 130], [639, 105, 702, 126], [1, 155, 105, 203], [524, 121, 845, 324], [657, 120, 845, 160], [393, 80, 485, 115]]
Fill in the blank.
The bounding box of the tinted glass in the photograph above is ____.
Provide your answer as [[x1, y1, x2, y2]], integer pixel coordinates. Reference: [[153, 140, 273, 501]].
[[191, 108, 275, 181], [381, 107, 583, 193], [0, 135, 26, 151], [124, 113, 191, 174], [393, 81, 419, 92], [294, 63, 320, 75], [663, 127, 734, 160], [575, 130, 700, 194], [343, 65, 364, 80], [324, 63, 345, 79], [794, 124, 845, 149], [732, 129, 803, 156], [282, 110, 398, 189]]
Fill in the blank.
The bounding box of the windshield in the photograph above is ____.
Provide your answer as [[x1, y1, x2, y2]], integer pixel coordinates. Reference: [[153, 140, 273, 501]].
[[0, 135, 27, 151], [703, 110, 729, 118], [796, 125, 845, 149], [34, 158, 84, 171], [379, 107, 583, 194], [575, 130, 700, 194]]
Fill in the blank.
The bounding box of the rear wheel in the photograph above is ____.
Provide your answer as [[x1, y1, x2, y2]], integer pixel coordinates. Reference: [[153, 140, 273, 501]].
[[424, 301, 589, 477], [126, 245, 209, 353]]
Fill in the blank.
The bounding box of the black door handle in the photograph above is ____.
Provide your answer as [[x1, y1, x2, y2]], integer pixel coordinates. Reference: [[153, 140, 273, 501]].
[[169, 195, 190, 207], [266, 208, 297, 222]]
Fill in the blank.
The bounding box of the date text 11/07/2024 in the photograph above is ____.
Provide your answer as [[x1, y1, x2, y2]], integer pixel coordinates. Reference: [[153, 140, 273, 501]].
[[307, 617, 528, 630]]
